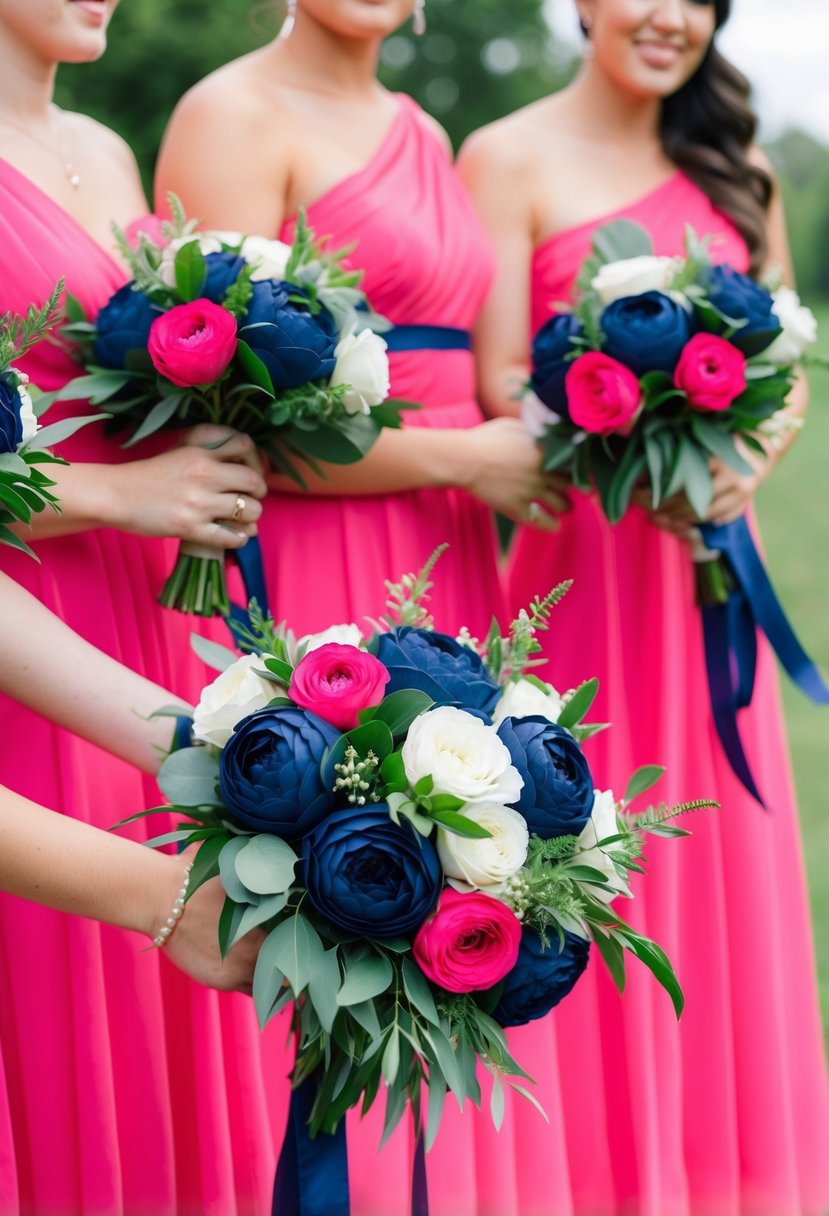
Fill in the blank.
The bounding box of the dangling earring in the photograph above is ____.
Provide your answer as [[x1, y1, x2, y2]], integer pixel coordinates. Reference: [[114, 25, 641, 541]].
[[413, 0, 426, 37], [279, 0, 296, 40]]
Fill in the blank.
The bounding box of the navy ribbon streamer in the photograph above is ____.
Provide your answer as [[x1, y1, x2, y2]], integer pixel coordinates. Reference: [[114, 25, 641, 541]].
[[226, 535, 270, 643], [699, 516, 829, 805], [384, 325, 471, 353], [272, 1082, 429, 1216]]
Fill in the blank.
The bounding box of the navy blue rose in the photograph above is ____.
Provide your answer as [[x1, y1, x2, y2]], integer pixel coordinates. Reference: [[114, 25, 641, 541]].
[[601, 291, 691, 376], [93, 283, 159, 369], [530, 313, 582, 419], [239, 280, 338, 389], [219, 705, 340, 839], [201, 251, 247, 305], [705, 265, 780, 356], [375, 627, 501, 714], [0, 373, 24, 454], [303, 802, 442, 938], [497, 716, 593, 838], [492, 927, 590, 1026]]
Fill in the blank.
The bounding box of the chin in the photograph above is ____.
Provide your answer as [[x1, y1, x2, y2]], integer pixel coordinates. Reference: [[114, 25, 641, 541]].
[[304, 0, 410, 39]]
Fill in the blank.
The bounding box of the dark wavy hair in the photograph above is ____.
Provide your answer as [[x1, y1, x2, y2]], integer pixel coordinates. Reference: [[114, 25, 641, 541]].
[[659, 0, 772, 274], [581, 1, 772, 274]]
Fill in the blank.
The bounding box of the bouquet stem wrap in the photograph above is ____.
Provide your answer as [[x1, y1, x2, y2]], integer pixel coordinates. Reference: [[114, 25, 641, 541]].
[[696, 516, 829, 804]]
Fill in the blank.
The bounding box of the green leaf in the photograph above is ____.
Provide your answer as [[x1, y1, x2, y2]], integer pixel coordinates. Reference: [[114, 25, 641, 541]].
[[253, 924, 288, 1029], [616, 925, 685, 1019], [676, 440, 714, 519], [556, 678, 599, 730], [381, 1027, 401, 1086], [190, 633, 238, 673], [121, 394, 184, 447], [566, 865, 611, 885], [307, 948, 341, 1035], [413, 774, 434, 798], [53, 370, 132, 405], [234, 339, 276, 396], [336, 952, 394, 1006], [489, 1076, 505, 1131], [428, 794, 466, 814], [689, 416, 755, 475], [263, 656, 294, 683], [380, 750, 408, 794], [174, 240, 207, 300], [591, 928, 627, 994], [186, 832, 229, 899], [380, 1073, 409, 1147], [218, 835, 255, 903], [592, 219, 654, 262], [234, 834, 299, 896], [218, 896, 247, 959], [429, 809, 492, 839], [371, 689, 433, 736], [265, 913, 325, 995], [425, 1067, 447, 1151], [401, 958, 440, 1026], [644, 432, 665, 508], [624, 765, 665, 804], [421, 1025, 465, 1106], [228, 891, 289, 950], [25, 413, 105, 451], [606, 446, 647, 524], [157, 746, 220, 807]]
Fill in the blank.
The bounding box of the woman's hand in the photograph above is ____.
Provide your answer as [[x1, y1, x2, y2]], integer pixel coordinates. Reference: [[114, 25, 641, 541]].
[[644, 445, 773, 538], [463, 417, 570, 530], [155, 850, 263, 994], [109, 425, 267, 548]]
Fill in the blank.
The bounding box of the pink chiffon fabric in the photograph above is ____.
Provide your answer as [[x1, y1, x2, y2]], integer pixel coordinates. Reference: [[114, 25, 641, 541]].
[[505, 173, 829, 1215], [0, 160, 285, 1215]]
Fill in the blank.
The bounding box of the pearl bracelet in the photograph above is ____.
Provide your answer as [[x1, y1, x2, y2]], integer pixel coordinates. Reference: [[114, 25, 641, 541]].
[[152, 861, 194, 948]]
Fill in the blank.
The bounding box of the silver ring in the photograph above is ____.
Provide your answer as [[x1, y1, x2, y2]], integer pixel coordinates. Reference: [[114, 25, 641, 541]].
[[231, 493, 246, 522], [527, 501, 542, 522]]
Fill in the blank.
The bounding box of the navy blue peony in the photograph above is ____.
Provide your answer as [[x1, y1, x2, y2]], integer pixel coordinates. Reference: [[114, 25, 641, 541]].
[[240, 280, 338, 389], [0, 373, 24, 454], [497, 715, 594, 837], [219, 706, 340, 839], [303, 803, 442, 938], [93, 283, 159, 369], [201, 251, 247, 305], [601, 291, 691, 376], [493, 927, 590, 1026], [705, 265, 780, 356], [530, 313, 582, 419], [375, 627, 501, 714]]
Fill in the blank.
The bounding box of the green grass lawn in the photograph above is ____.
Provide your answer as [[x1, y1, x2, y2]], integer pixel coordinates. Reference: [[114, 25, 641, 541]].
[[755, 300, 829, 1036]]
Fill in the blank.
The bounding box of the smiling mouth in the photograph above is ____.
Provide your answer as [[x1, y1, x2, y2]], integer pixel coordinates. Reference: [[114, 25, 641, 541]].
[[634, 40, 684, 66]]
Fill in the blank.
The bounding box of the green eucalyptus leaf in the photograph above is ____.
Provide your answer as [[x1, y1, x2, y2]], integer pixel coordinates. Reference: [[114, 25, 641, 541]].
[[218, 835, 255, 903], [381, 1026, 401, 1086], [228, 892, 289, 950], [189, 633, 238, 673], [263, 913, 324, 995], [235, 834, 299, 896], [253, 925, 288, 1029], [624, 765, 665, 804], [489, 1077, 506, 1131], [401, 958, 439, 1026], [307, 947, 342, 1035], [336, 952, 394, 1006], [157, 746, 220, 807], [556, 678, 599, 730]]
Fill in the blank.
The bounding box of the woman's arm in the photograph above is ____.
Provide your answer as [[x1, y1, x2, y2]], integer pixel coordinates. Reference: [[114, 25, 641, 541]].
[[0, 786, 260, 993], [0, 573, 190, 773]]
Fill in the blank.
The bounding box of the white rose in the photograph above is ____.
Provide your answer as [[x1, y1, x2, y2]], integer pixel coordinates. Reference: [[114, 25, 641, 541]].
[[764, 286, 818, 364], [437, 802, 529, 888], [192, 654, 274, 748], [491, 678, 563, 726], [159, 234, 224, 287], [575, 789, 630, 904], [330, 329, 390, 415], [521, 389, 560, 439], [592, 255, 676, 307], [239, 235, 293, 282], [401, 706, 524, 806], [299, 623, 364, 654], [14, 376, 39, 447]]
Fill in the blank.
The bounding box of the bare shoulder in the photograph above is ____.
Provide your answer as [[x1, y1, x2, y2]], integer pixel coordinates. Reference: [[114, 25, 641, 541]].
[[459, 96, 566, 183], [62, 109, 137, 175], [410, 106, 453, 156], [166, 51, 285, 142]]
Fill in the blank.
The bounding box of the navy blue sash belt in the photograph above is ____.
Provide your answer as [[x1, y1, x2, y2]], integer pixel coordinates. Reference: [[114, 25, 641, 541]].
[[699, 516, 829, 806], [383, 325, 471, 353], [273, 1080, 429, 1216]]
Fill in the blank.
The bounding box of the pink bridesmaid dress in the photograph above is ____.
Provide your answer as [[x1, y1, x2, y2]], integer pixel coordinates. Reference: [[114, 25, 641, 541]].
[[0, 160, 284, 1215], [507, 173, 829, 1215], [255, 96, 583, 1216]]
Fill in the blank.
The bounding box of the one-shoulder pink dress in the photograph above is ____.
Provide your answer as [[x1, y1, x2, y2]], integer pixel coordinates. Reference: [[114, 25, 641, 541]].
[[507, 173, 829, 1215], [0, 160, 284, 1215]]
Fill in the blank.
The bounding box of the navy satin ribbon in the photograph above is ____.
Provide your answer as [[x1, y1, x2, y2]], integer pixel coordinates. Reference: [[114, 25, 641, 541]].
[[272, 1081, 429, 1216], [226, 536, 270, 644], [172, 715, 194, 752], [699, 516, 829, 804], [384, 325, 471, 353]]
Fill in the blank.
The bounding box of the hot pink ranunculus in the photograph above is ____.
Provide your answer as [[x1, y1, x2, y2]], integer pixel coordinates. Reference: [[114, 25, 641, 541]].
[[148, 299, 238, 388], [124, 213, 169, 250], [566, 351, 644, 435], [673, 333, 747, 412], [289, 643, 390, 732], [413, 888, 522, 994]]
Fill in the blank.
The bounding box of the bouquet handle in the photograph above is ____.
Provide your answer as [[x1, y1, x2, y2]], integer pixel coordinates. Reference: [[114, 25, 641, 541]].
[[695, 516, 829, 805]]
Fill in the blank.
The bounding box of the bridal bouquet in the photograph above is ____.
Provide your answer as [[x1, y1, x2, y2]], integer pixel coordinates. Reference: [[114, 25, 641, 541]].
[[527, 219, 816, 526], [134, 549, 707, 1154], [0, 282, 102, 558], [56, 200, 406, 615]]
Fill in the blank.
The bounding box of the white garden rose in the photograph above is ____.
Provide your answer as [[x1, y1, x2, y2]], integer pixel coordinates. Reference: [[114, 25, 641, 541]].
[[492, 678, 563, 726], [437, 802, 529, 888], [192, 654, 274, 748], [521, 389, 560, 439], [238, 235, 293, 282], [299, 623, 364, 654], [330, 329, 390, 415], [402, 706, 524, 806], [575, 789, 630, 904], [159, 234, 224, 287], [592, 255, 676, 307], [15, 376, 39, 447], [763, 286, 818, 364]]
